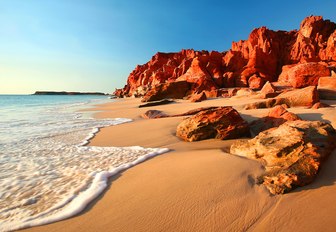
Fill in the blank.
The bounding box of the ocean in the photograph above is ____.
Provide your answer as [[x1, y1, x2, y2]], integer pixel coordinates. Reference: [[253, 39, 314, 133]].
[[0, 95, 168, 231]]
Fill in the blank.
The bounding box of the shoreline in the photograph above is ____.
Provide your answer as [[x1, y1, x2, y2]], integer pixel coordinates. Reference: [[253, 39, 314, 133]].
[[23, 96, 336, 231]]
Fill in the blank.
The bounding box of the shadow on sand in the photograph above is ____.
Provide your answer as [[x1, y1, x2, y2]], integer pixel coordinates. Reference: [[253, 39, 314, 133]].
[[292, 150, 336, 193], [297, 112, 332, 124]]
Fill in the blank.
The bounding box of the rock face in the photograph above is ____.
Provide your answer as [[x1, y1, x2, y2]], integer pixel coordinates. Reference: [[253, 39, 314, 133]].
[[245, 86, 319, 109], [114, 16, 336, 99], [317, 76, 336, 99], [249, 105, 301, 136], [230, 120, 336, 194], [278, 62, 330, 88], [176, 107, 250, 142], [142, 81, 191, 102]]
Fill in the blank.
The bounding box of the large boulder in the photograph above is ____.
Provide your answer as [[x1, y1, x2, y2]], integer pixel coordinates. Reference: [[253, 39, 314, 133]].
[[142, 81, 191, 102], [249, 105, 301, 136], [278, 62, 330, 88], [277, 85, 319, 107], [176, 107, 250, 142], [245, 86, 319, 109], [317, 76, 336, 100], [230, 120, 336, 194], [244, 98, 286, 110]]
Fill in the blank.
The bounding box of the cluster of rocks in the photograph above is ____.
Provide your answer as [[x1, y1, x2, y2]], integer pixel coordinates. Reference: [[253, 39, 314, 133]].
[[174, 105, 336, 194], [140, 91, 336, 194], [114, 16, 336, 102]]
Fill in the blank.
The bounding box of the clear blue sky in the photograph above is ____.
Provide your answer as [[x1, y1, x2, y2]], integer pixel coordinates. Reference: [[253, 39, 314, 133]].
[[0, 0, 335, 94]]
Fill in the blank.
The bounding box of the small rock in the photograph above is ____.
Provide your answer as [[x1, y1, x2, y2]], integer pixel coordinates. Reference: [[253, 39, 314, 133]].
[[311, 102, 331, 109], [139, 99, 175, 108], [141, 110, 168, 119], [190, 92, 207, 102], [260, 81, 276, 94], [236, 88, 254, 97]]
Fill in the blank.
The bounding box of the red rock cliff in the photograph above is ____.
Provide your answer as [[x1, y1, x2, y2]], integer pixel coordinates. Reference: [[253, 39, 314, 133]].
[[115, 16, 336, 97]]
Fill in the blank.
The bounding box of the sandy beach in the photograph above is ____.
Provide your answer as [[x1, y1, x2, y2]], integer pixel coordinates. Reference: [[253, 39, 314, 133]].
[[23, 96, 336, 232]]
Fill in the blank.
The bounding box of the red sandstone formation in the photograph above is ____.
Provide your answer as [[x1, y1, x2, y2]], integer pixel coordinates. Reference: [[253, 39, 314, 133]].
[[176, 107, 250, 142], [142, 81, 191, 102], [114, 16, 336, 100]]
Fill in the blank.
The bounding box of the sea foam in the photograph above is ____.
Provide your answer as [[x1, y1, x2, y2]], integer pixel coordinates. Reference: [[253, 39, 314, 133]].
[[0, 96, 169, 231]]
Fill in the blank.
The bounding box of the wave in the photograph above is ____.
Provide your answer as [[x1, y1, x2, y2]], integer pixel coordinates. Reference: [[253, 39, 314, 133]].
[[0, 96, 169, 231]]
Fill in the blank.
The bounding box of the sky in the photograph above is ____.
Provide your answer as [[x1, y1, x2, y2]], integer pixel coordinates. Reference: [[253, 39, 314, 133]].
[[0, 0, 335, 94]]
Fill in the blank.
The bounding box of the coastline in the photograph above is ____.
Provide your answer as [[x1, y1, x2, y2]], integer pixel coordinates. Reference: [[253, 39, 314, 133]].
[[22, 96, 336, 232]]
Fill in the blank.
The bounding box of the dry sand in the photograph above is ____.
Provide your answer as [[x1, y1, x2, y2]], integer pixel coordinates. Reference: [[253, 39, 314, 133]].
[[23, 96, 336, 232]]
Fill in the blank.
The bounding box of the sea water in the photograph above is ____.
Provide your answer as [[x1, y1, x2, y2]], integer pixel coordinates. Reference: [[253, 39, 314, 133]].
[[0, 95, 168, 231]]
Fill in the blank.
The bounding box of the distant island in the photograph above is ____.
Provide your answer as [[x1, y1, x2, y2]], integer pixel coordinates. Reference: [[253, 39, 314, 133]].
[[33, 91, 108, 95]]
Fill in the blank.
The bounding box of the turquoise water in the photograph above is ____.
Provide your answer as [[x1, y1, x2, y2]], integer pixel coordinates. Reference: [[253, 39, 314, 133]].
[[0, 95, 108, 144], [0, 95, 168, 231]]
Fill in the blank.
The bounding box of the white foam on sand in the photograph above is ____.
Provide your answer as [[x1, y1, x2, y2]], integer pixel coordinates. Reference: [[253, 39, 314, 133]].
[[1, 146, 168, 232], [0, 116, 169, 232]]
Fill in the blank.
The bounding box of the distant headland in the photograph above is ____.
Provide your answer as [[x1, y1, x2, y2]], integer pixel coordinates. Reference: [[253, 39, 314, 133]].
[[33, 91, 108, 95]]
